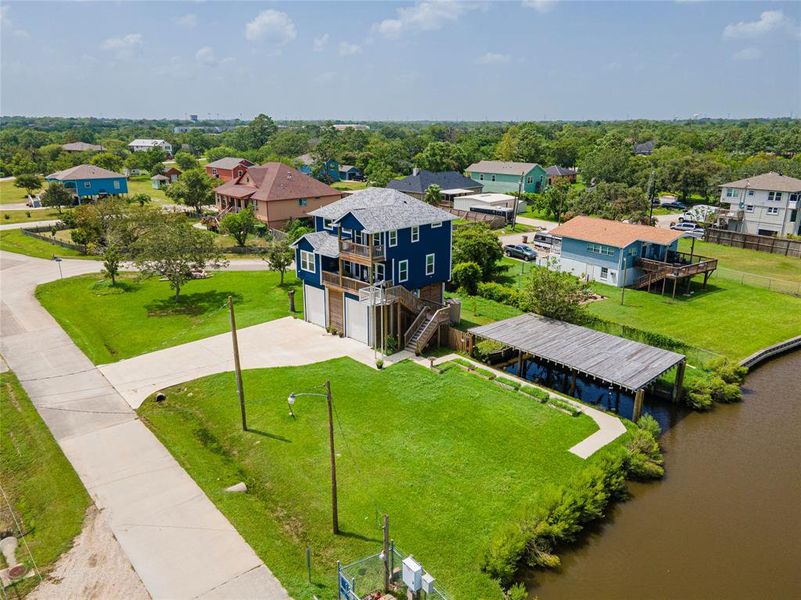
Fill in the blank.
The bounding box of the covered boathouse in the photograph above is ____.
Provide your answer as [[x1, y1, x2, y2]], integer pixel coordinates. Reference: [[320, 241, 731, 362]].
[[469, 313, 686, 421]]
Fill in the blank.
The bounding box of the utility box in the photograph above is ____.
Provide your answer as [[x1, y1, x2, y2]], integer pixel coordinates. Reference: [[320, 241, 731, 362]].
[[402, 556, 422, 592], [422, 572, 436, 593]]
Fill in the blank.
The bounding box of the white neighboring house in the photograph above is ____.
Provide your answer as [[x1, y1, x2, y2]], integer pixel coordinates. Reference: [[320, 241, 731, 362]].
[[718, 172, 801, 237], [128, 138, 173, 155]]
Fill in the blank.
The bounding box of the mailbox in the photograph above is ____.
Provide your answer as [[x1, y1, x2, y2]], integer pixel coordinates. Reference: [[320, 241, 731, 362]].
[[402, 555, 422, 592]]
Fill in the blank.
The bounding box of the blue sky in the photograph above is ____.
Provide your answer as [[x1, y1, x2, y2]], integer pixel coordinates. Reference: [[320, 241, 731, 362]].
[[1, 1, 799, 121]]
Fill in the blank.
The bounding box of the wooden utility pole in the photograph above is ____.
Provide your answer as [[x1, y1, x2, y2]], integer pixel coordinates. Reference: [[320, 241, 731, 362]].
[[382, 514, 390, 592], [325, 380, 339, 535], [228, 296, 247, 431]]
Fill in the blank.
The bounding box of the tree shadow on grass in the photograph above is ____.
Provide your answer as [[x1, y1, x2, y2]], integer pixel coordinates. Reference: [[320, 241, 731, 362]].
[[337, 529, 382, 544], [248, 428, 292, 443], [145, 290, 242, 317]]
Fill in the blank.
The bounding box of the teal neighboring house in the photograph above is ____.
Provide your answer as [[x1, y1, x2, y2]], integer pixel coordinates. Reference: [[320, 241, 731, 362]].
[[296, 154, 341, 183], [46, 164, 128, 202], [466, 160, 548, 194]]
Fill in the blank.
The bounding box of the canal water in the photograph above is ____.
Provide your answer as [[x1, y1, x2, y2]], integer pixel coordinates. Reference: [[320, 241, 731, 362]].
[[527, 350, 801, 599]]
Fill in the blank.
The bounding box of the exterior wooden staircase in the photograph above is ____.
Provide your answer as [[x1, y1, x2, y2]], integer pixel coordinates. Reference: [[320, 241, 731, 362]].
[[404, 305, 451, 354]]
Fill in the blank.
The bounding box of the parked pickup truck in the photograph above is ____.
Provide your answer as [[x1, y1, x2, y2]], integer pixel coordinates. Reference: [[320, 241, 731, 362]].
[[503, 244, 538, 261], [670, 222, 705, 238]]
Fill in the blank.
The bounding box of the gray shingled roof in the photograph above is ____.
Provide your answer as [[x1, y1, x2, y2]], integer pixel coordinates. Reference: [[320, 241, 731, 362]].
[[719, 172, 801, 193], [545, 165, 577, 177], [206, 157, 252, 170], [470, 313, 685, 392], [47, 164, 126, 180], [466, 160, 541, 176], [387, 170, 482, 194], [291, 230, 340, 258], [309, 188, 457, 234]]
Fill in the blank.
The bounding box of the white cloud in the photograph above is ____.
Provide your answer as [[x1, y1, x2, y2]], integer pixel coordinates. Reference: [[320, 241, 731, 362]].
[[476, 52, 511, 65], [375, 1, 479, 38], [313, 33, 329, 52], [101, 33, 143, 59], [315, 71, 336, 84], [733, 47, 762, 61], [338, 41, 362, 56], [176, 14, 197, 28], [522, 0, 557, 13], [723, 10, 789, 39], [1, 6, 30, 39], [195, 46, 232, 67], [245, 9, 297, 44]]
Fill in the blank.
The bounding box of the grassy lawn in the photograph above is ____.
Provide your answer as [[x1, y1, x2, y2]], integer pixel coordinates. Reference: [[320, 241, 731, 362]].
[[0, 228, 92, 260], [36, 271, 302, 364], [0, 208, 63, 225], [332, 180, 368, 191], [495, 257, 535, 287], [494, 222, 539, 236], [0, 371, 91, 594], [126, 175, 170, 204], [447, 291, 523, 330], [0, 179, 39, 205], [138, 358, 621, 599], [588, 278, 801, 361], [678, 237, 801, 285], [521, 206, 556, 221]]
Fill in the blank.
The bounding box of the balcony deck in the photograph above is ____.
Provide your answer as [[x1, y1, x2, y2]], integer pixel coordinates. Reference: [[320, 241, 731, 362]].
[[338, 239, 385, 264], [632, 251, 717, 291]]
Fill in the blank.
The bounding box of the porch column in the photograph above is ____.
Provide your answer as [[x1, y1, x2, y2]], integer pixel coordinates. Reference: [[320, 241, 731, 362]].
[[633, 388, 645, 422], [672, 360, 686, 403], [569, 371, 577, 396], [517, 350, 524, 377]]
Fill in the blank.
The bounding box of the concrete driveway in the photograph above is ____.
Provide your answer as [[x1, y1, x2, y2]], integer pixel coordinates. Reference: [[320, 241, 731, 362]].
[[100, 316, 393, 409], [0, 251, 290, 600]]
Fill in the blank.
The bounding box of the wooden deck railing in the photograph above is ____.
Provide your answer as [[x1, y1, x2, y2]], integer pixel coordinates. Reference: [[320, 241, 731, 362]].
[[321, 270, 372, 292], [339, 240, 385, 260]]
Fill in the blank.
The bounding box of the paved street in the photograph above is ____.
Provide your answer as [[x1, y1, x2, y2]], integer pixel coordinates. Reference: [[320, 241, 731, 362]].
[[0, 251, 290, 600]]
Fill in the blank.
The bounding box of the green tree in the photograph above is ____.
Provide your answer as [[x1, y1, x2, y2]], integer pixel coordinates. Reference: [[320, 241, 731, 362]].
[[578, 136, 633, 185], [14, 173, 42, 197], [451, 261, 482, 294], [164, 168, 217, 214], [568, 182, 649, 223], [90, 152, 124, 173], [133, 218, 227, 300], [413, 142, 467, 172], [452, 223, 503, 280], [238, 113, 277, 150], [174, 151, 199, 171], [102, 244, 122, 286], [270, 129, 311, 158], [519, 259, 592, 323], [423, 184, 442, 206], [262, 238, 294, 285], [364, 159, 397, 187], [41, 181, 72, 213], [204, 145, 241, 163], [284, 218, 313, 242], [220, 206, 258, 246], [495, 123, 550, 164], [138, 147, 168, 173], [534, 179, 571, 222], [130, 193, 151, 207]]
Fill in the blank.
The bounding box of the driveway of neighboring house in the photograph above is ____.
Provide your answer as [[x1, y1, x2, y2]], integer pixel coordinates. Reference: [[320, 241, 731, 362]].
[[100, 317, 402, 409], [0, 251, 290, 599], [0, 219, 60, 230]]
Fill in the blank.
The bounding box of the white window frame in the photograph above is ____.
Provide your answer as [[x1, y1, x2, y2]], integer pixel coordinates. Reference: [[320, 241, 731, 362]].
[[425, 253, 435, 276], [479, 174, 484, 181], [411, 226, 420, 243], [430, 221, 442, 228], [745, 204, 755, 213], [374, 262, 385, 282], [600, 267, 609, 280], [766, 206, 780, 215], [113, 180, 120, 189], [212, 168, 218, 177], [768, 192, 782, 202], [491, 174, 496, 182], [388, 230, 398, 247], [587, 242, 614, 256], [300, 250, 315, 273], [526, 176, 533, 184], [298, 198, 308, 206], [323, 218, 334, 230], [398, 259, 409, 283], [726, 188, 738, 198]]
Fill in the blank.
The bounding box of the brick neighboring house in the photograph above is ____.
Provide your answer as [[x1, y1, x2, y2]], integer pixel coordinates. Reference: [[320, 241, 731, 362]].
[[545, 165, 577, 186], [213, 162, 341, 229], [205, 157, 254, 182], [717, 172, 801, 237]]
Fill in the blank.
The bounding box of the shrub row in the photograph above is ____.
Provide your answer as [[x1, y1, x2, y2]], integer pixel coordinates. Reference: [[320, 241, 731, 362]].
[[686, 357, 747, 410], [482, 418, 664, 590]]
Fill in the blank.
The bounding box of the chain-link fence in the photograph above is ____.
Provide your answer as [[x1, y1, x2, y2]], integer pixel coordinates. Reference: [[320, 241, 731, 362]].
[[710, 266, 801, 296], [338, 542, 448, 600]]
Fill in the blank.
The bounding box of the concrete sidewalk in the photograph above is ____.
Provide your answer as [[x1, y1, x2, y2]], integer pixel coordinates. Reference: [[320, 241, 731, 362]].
[[100, 316, 399, 409], [0, 251, 290, 600], [425, 354, 627, 459]]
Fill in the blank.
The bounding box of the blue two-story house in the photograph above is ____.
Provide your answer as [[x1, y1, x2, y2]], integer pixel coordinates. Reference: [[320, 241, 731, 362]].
[[46, 164, 128, 202], [291, 188, 457, 352], [549, 216, 717, 294]]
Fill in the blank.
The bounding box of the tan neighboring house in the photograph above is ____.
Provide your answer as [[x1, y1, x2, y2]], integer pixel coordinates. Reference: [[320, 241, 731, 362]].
[[718, 172, 801, 237], [214, 162, 341, 229], [62, 142, 104, 153]]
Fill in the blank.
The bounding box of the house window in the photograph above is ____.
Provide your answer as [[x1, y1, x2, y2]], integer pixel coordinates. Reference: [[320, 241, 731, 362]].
[[790, 209, 798, 222], [388, 230, 398, 247], [430, 221, 442, 228], [236, 170, 243, 177], [600, 267, 609, 280], [766, 207, 780, 215], [479, 174, 484, 181], [398, 260, 409, 282], [725, 188, 739, 198], [375, 263, 385, 282], [84, 181, 91, 188], [491, 175, 496, 182], [748, 190, 755, 196], [212, 168, 218, 177], [354, 230, 364, 244], [298, 198, 308, 206], [768, 192, 783, 202], [113, 180, 120, 189], [323, 218, 333, 230], [425, 253, 435, 276], [745, 204, 754, 212], [526, 176, 533, 184], [411, 226, 420, 243], [587, 242, 614, 256], [300, 250, 315, 273], [789, 193, 800, 203]]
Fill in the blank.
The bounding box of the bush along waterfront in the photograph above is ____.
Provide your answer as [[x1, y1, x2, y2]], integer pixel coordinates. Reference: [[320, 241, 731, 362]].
[[481, 417, 665, 592]]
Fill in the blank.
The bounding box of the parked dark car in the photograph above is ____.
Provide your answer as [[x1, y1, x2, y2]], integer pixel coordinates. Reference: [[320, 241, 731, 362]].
[[503, 244, 538, 261], [661, 201, 687, 210]]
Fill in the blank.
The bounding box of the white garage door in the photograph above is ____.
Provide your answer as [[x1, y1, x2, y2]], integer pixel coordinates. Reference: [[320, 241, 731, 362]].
[[345, 297, 370, 345], [304, 284, 326, 328]]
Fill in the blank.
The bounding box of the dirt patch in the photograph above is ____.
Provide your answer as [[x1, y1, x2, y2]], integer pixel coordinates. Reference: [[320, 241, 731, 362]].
[[29, 506, 149, 600]]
